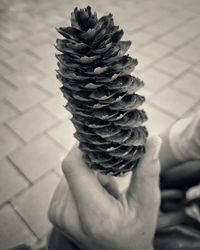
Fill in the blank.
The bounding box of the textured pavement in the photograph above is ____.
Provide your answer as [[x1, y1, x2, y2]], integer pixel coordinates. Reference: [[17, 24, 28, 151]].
[[0, 0, 200, 248]]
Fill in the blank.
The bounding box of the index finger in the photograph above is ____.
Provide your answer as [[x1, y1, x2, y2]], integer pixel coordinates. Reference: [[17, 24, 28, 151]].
[[62, 142, 117, 212], [127, 136, 162, 208]]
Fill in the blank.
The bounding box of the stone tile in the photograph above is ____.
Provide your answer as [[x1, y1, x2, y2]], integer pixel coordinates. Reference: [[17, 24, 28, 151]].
[[149, 87, 198, 117], [143, 104, 176, 135], [35, 56, 57, 73], [0, 158, 28, 205], [9, 135, 65, 181], [0, 78, 15, 100], [141, 68, 172, 91], [193, 63, 200, 75], [1, 27, 28, 42], [5, 66, 44, 88], [6, 85, 48, 112], [132, 30, 155, 45], [133, 53, 154, 73], [175, 45, 200, 63], [139, 42, 171, 59], [124, 20, 144, 34], [32, 43, 56, 59], [5, 51, 39, 71], [0, 36, 30, 53], [0, 125, 22, 159], [158, 30, 192, 48], [190, 36, 200, 49], [0, 100, 17, 123], [145, 15, 183, 36], [7, 107, 57, 142], [154, 56, 190, 76], [173, 73, 200, 97], [0, 45, 10, 60], [42, 94, 71, 120], [37, 74, 61, 95], [12, 172, 60, 238], [137, 87, 153, 100], [44, 14, 65, 25], [48, 120, 76, 152], [28, 29, 53, 45], [0, 61, 13, 76], [0, 205, 36, 249], [177, 18, 200, 39]]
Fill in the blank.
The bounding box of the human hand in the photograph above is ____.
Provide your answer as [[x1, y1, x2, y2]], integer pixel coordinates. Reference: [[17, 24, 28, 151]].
[[168, 111, 200, 162], [48, 136, 162, 250]]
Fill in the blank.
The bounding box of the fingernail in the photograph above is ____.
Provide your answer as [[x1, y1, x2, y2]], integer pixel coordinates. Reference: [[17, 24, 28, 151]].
[[152, 136, 162, 160]]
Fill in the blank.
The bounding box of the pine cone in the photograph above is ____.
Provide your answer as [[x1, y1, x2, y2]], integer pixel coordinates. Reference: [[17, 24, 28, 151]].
[[56, 6, 148, 176]]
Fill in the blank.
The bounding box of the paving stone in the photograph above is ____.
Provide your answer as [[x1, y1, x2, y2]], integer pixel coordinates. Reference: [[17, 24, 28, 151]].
[[145, 15, 184, 36], [177, 18, 200, 39], [9, 135, 65, 181], [175, 45, 200, 63], [141, 68, 172, 91], [5, 51, 39, 71], [42, 94, 71, 120], [12, 172, 60, 238], [137, 87, 153, 100], [28, 29, 53, 45], [36, 74, 60, 95], [132, 30, 155, 45], [0, 158, 28, 205], [0, 60, 13, 76], [0, 205, 36, 249], [149, 87, 198, 117], [193, 63, 200, 75], [35, 56, 57, 73], [0, 125, 22, 159], [124, 20, 144, 34], [47, 120, 76, 152], [0, 77, 15, 99], [172, 73, 200, 97], [143, 104, 176, 135], [134, 53, 154, 73], [0, 44, 11, 60], [1, 37, 31, 53], [154, 56, 191, 76], [138, 42, 171, 59], [6, 85, 48, 112], [1, 26, 28, 42], [0, 100, 17, 123], [190, 36, 200, 49], [157, 30, 192, 48], [7, 107, 57, 142], [32, 43, 56, 59], [5, 66, 44, 88]]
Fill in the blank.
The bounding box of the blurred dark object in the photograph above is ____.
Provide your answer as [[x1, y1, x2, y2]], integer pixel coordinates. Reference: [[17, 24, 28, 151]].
[[155, 160, 200, 250]]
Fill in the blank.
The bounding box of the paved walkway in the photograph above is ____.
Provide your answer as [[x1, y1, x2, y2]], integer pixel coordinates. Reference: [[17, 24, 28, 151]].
[[0, 0, 200, 248]]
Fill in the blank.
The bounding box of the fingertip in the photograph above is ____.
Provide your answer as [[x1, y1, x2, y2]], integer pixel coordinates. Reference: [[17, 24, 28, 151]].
[[61, 141, 86, 178], [145, 135, 162, 160]]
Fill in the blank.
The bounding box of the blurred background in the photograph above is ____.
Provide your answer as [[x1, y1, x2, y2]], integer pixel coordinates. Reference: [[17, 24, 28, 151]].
[[0, 0, 200, 248]]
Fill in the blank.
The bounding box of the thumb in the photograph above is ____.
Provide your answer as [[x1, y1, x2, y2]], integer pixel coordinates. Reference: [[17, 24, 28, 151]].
[[127, 135, 162, 209], [97, 173, 119, 198]]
